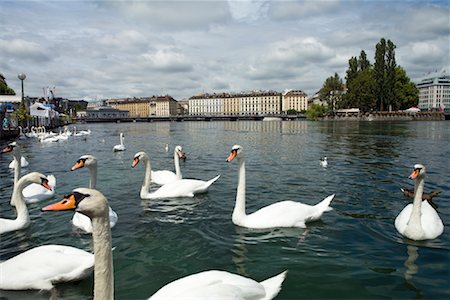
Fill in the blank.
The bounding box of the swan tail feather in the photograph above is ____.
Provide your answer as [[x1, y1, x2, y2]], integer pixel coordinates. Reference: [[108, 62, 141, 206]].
[[206, 174, 220, 186], [314, 194, 335, 212], [259, 270, 287, 300]]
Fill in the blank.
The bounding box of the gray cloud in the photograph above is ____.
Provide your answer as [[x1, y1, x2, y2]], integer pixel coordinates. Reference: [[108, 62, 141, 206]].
[[0, 0, 448, 101]]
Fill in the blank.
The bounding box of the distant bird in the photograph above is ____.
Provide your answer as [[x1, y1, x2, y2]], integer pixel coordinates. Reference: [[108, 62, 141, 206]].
[[165, 143, 169, 152], [320, 157, 328, 167], [113, 133, 126, 152], [401, 187, 440, 210]]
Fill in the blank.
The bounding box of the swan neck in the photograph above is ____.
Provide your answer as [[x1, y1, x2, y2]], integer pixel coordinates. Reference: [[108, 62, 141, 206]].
[[89, 166, 97, 189], [13, 152, 21, 185], [409, 176, 425, 226], [91, 214, 114, 300], [174, 153, 182, 179], [233, 157, 246, 222], [142, 157, 152, 197], [11, 178, 30, 225]]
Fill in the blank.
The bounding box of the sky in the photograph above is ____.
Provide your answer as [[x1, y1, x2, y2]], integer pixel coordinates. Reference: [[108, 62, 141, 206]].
[[1, 0, 449, 101]]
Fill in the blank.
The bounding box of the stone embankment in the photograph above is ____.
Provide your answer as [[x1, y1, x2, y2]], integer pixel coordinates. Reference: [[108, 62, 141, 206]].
[[323, 111, 445, 121]]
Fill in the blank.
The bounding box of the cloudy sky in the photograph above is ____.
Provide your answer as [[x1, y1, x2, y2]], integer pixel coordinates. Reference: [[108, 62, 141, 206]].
[[1, 0, 449, 101]]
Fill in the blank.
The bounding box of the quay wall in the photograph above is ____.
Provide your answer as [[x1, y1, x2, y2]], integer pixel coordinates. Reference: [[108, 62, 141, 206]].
[[323, 111, 446, 121]]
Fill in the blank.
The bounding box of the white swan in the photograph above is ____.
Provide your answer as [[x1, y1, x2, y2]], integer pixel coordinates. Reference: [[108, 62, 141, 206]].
[[132, 151, 220, 199], [42, 188, 287, 299], [71, 155, 118, 233], [151, 145, 186, 185], [395, 164, 444, 240], [113, 132, 126, 152], [320, 157, 328, 167], [2, 142, 56, 204], [8, 155, 29, 169], [0, 172, 52, 235], [73, 126, 91, 136], [0, 244, 94, 290], [226, 145, 335, 229]]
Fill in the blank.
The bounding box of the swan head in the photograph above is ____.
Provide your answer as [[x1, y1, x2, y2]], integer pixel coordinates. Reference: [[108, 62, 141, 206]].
[[20, 172, 53, 191], [175, 145, 186, 161], [226, 145, 243, 162], [72, 154, 97, 171], [42, 188, 108, 219], [409, 164, 426, 180], [132, 151, 148, 168], [1, 142, 20, 155]]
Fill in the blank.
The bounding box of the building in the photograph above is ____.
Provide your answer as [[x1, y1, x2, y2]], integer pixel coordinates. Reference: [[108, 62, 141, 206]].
[[86, 106, 129, 119], [188, 90, 282, 116], [106, 95, 178, 117], [282, 90, 308, 113], [416, 71, 450, 112]]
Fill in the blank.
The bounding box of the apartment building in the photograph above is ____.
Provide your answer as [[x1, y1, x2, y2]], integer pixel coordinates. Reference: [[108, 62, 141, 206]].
[[282, 90, 308, 112], [188, 90, 282, 116], [106, 95, 178, 117], [416, 71, 450, 111]]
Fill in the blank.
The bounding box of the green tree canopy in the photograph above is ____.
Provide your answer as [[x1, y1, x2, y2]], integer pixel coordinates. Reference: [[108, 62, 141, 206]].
[[393, 66, 419, 110], [0, 81, 16, 95], [319, 73, 344, 108]]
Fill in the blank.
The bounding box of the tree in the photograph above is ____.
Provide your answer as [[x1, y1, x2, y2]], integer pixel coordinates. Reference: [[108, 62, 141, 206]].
[[346, 68, 377, 111], [385, 40, 397, 111], [374, 38, 386, 111], [305, 103, 327, 120], [393, 66, 419, 110], [0, 81, 16, 95], [358, 50, 370, 71], [319, 73, 344, 109], [346, 56, 358, 87]]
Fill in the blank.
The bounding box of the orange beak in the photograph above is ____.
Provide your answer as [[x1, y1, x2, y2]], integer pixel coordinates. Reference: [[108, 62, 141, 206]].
[[71, 160, 85, 171], [42, 194, 77, 211], [132, 157, 140, 168], [226, 150, 237, 162], [1, 146, 13, 153], [41, 178, 52, 191], [409, 169, 419, 179]]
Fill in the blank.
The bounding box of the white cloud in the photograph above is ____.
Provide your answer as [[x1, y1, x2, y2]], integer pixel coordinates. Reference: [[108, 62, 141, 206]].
[[142, 48, 193, 73], [0, 38, 50, 62]]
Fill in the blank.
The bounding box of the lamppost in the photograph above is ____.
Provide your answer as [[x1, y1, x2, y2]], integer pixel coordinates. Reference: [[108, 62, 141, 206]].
[[18, 73, 26, 103], [17, 73, 27, 127]]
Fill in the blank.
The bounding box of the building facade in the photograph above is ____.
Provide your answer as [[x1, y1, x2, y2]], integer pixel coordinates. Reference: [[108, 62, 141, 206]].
[[188, 90, 282, 116], [86, 106, 129, 119], [282, 90, 308, 112], [106, 96, 178, 117], [416, 71, 450, 112]]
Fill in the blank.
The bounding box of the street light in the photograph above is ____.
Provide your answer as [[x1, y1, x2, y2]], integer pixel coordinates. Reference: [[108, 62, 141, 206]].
[[18, 73, 26, 104], [17, 73, 27, 127]]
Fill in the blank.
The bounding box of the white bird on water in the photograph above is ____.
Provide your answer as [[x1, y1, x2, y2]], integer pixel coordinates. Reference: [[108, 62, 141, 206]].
[[113, 133, 126, 152], [320, 157, 328, 168]]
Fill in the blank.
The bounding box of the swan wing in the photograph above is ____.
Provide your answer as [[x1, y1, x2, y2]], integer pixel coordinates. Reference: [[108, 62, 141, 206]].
[[421, 201, 444, 239], [72, 212, 93, 233], [0, 245, 94, 290], [147, 176, 219, 199], [149, 270, 279, 300], [151, 170, 178, 185], [22, 174, 56, 203], [394, 204, 413, 236], [241, 195, 334, 229], [72, 206, 118, 233]]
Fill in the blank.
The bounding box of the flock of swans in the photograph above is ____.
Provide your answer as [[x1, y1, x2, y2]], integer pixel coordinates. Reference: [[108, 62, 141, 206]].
[[0, 136, 445, 299]]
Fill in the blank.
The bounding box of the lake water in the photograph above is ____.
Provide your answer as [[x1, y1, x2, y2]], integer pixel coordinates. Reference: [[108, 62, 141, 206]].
[[1, 120, 449, 299]]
